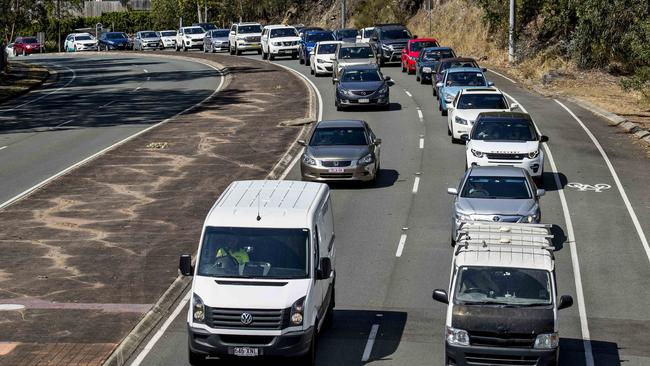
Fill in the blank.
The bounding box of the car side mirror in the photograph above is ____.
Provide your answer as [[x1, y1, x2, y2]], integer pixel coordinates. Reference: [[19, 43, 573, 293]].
[[510, 103, 519, 110], [298, 139, 307, 146], [482, 68, 488, 72], [487, 81, 495, 86], [229, 31, 235, 35], [536, 189, 546, 197], [540, 135, 549, 143], [558, 295, 573, 310], [374, 138, 382, 145], [432, 289, 449, 304], [332, 78, 339, 84], [384, 75, 392, 81], [179, 255, 193, 276], [436, 82, 443, 88], [447, 188, 458, 195], [317, 257, 332, 280], [413, 35, 418, 39], [371, 36, 378, 41], [460, 134, 469, 143]]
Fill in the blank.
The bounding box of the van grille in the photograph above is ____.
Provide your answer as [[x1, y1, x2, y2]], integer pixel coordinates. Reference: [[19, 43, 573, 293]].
[[470, 331, 536, 348], [465, 353, 538, 365], [219, 335, 275, 345], [205, 307, 289, 330]]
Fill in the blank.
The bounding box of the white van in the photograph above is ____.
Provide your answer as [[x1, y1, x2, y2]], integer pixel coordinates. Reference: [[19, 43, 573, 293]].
[[179, 180, 336, 365]]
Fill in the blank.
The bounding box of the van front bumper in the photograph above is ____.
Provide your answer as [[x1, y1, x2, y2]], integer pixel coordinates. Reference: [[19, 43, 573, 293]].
[[188, 325, 314, 358], [446, 343, 558, 366]]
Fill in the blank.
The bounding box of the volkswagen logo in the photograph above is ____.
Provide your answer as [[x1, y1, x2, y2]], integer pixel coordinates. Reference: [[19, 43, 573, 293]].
[[492, 216, 501, 222], [240, 312, 253, 325]]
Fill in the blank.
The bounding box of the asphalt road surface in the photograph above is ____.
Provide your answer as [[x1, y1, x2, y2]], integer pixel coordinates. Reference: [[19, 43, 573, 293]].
[[0, 53, 222, 207]]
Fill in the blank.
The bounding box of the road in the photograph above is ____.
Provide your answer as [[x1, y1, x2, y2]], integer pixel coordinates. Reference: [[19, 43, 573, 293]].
[[0, 53, 222, 207]]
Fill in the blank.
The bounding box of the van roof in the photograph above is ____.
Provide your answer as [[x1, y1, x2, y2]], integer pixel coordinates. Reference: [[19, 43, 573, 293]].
[[205, 180, 329, 229]]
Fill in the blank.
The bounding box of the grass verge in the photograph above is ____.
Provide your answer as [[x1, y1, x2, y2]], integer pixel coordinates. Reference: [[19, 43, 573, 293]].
[[0, 61, 50, 104]]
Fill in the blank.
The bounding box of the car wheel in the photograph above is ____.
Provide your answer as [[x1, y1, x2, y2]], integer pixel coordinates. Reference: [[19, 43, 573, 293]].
[[292, 52, 298, 60], [441, 109, 448, 116], [299, 53, 305, 64], [310, 67, 314, 75], [305, 58, 310, 66], [451, 232, 456, 247], [420, 76, 426, 84], [188, 347, 205, 366], [262, 51, 268, 60], [229, 45, 234, 55], [183, 44, 187, 52], [416, 75, 420, 82], [22, 49, 27, 56], [257, 49, 262, 55], [269, 54, 275, 61], [433, 87, 437, 97]]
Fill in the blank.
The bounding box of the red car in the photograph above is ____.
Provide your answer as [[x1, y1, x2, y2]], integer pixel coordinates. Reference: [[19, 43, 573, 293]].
[[401, 38, 439, 74], [13, 37, 42, 56]]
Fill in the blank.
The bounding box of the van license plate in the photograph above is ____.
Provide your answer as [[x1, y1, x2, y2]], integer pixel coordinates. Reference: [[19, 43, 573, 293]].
[[233, 347, 258, 357], [328, 168, 345, 173], [359, 98, 370, 103]]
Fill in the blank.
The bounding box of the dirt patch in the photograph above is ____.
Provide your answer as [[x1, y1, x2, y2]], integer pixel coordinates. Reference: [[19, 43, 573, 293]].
[[0, 53, 310, 365], [0, 61, 50, 104]]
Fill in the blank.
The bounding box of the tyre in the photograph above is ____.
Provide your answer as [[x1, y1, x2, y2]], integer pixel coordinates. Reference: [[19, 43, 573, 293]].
[[22, 49, 26, 56], [310, 68, 314, 75], [269, 54, 275, 61], [262, 51, 268, 60], [257, 49, 262, 55], [175, 44, 180, 52], [292, 53, 298, 60], [297, 332, 316, 366], [433, 87, 437, 97], [441, 109, 448, 116], [188, 347, 205, 366], [236, 47, 242, 56], [299, 52, 305, 64], [420, 76, 426, 84], [416, 75, 420, 82], [305, 58, 310, 66], [183, 44, 188, 52], [229, 45, 235, 55]]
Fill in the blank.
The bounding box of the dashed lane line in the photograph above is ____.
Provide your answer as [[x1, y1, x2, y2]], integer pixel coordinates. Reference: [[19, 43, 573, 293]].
[[412, 176, 420, 194], [361, 324, 380, 362], [417, 108, 424, 121], [404, 90, 413, 97], [419, 138, 424, 149], [396, 234, 408, 257]]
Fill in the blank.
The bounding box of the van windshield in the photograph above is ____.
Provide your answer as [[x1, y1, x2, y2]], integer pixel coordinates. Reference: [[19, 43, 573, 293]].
[[454, 266, 552, 306], [197, 227, 310, 279]]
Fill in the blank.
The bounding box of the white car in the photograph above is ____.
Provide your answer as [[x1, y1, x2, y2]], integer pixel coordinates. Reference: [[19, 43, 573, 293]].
[[64, 33, 98, 52], [447, 88, 518, 143], [356, 27, 375, 43], [159, 30, 177, 49], [176, 26, 206, 51], [228, 22, 263, 55], [309, 41, 342, 76], [5, 43, 15, 57], [261, 25, 300, 60], [464, 111, 548, 182]]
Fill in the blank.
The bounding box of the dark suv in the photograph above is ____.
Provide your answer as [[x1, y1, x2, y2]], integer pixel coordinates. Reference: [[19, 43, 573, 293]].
[[369, 24, 413, 65]]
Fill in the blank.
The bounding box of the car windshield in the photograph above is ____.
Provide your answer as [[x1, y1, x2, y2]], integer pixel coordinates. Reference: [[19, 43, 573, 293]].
[[271, 28, 298, 38], [212, 30, 229, 37], [199, 24, 217, 30], [197, 227, 309, 279], [422, 50, 454, 61], [442, 60, 479, 70], [239, 25, 262, 33], [185, 27, 204, 34], [306, 32, 335, 42], [141, 32, 157, 38], [459, 94, 508, 109], [310, 127, 368, 146], [106, 33, 127, 39], [23, 38, 38, 43], [455, 266, 552, 306], [446, 72, 486, 87], [341, 69, 381, 82], [337, 29, 358, 38], [339, 46, 373, 59], [318, 44, 338, 54], [411, 41, 438, 51], [75, 36, 92, 41], [380, 28, 411, 39], [160, 31, 176, 37], [362, 28, 373, 38], [471, 119, 538, 141], [461, 176, 531, 199]]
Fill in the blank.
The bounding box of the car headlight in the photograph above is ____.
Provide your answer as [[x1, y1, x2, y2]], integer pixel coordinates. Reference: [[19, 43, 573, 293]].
[[378, 85, 388, 94], [471, 149, 484, 158], [381, 44, 393, 50], [409, 55, 417, 61], [455, 213, 472, 222], [358, 153, 374, 165], [302, 153, 317, 166], [192, 293, 205, 323], [338, 87, 351, 96], [290, 297, 305, 326], [455, 116, 468, 125], [528, 149, 540, 159], [272, 42, 281, 46], [306, 46, 314, 51], [422, 67, 432, 73], [446, 326, 470, 346], [185, 35, 191, 39], [534, 333, 559, 349], [519, 214, 538, 223]]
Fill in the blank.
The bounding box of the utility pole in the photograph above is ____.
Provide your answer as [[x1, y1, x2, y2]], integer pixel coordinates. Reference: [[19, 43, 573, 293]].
[[57, 0, 61, 52], [341, 0, 346, 28], [204, 0, 208, 23], [508, 0, 515, 63], [239, 0, 243, 23], [428, 0, 432, 36]]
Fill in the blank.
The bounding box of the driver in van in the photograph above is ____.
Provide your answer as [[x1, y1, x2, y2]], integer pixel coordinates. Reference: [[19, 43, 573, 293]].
[[216, 239, 250, 265]]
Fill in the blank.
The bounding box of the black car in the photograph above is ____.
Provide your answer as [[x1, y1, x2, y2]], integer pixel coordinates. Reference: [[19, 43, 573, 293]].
[[415, 47, 456, 84], [334, 65, 392, 111], [334, 28, 359, 43], [369, 24, 413, 65]]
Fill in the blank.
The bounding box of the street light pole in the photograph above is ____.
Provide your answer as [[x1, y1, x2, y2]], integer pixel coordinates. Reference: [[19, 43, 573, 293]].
[[57, 0, 61, 52], [341, 0, 346, 28], [508, 0, 515, 63]]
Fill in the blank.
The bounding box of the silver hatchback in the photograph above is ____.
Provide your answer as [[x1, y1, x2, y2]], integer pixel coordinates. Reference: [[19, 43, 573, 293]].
[[134, 31, 162, 50], [448, 166, 545, 245]]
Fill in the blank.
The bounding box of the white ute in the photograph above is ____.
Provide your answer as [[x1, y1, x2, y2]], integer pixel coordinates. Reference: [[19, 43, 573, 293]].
[[180, 180, 336, 365], [261, 25, 300, 60]]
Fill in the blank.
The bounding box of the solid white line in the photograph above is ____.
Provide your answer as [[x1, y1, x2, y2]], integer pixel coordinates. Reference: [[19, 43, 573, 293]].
[[404, 90, 413, 97], [361, 324, 380, 362], [0, 65, 77, 112], [0, 146, 6, 151], [419, 138, 424, 149], [412, 177, 420, 194], [271, 62, 323, 122], [555, 100, 650, 263], [503, 91, 594, 366], [279, 149, 304, 181], [143, 69, 149, 73], [417, 108, 423, 121], [487, 68, 517, 84], [0, 60, 225, 211], [395, 234, 407, 257]]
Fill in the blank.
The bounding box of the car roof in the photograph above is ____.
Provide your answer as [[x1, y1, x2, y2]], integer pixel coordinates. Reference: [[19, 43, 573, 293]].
[[264, 24, 295, 29], [236, 22, 261, 25], [317, 41, 342, 45], [459, 87, 501, 94], [468, 165, 527, 178], [182, 26, 204, 29], [375, 23, 406, 28], [340, 42, 371, 48], [316, 119, 366, 128], [446, 67, 483, 73], [477, 111, 532, 120], [342, 64, 380, 71], [410, 38, 437, 42]]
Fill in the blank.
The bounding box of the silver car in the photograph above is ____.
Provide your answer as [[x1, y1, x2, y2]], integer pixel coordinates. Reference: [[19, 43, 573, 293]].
[[300, 119, 381, 183], [448, 166, 545, 245], [134, 31, 162, 51], [203, 29, 230, 53], [331, 43, 377, 80]]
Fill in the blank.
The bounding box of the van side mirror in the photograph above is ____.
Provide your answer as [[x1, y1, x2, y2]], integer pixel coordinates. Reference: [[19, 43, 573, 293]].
[[317, 257, 332, 280], [536, 189, 546, 197], [540, 135, 549, 143], [432, 289, 449, 304], [179, 254, 193, 276], [558, 295, 573, 310]]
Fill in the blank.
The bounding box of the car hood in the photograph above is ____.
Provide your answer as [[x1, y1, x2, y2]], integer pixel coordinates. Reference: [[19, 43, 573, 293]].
[[339, 80, 384, 91], [338, 59, 376, 68], [307, 145, 370, 160], [271, 36, 300, 42], [316, 53, 335, 61], [383, 38, 410, 45], [339, 37, 357, 43], [418, 60, 440, 68], [193, 276, 311, 309], [211, 37, 229, 42], [108, 38, 129, 43], [456, 197, 537, 216], [452, 304, 554, 335], [77, 40, 97, 44], [141, 37, 161, 42], [455, 109, 511, 122], [187, 34, 205, 39], [468, 140, 540, 154], [406, 50, 421, 57]]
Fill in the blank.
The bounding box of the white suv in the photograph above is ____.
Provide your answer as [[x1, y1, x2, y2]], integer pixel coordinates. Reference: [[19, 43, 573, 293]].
[[176, 26, 206, 51], [229, 22, 263, 55], [447, 88, 518, 143], [464, 112, 548, 182], [261, 25, 300, 60]]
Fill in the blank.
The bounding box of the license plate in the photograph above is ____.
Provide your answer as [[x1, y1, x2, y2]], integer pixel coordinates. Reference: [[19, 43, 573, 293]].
[[359, 98, 370, 104], [233, 347, 259, 357], [328, 168, 345, 173]]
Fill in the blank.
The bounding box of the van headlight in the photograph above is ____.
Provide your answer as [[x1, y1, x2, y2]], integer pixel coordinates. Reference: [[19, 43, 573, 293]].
[[528, 149, 540, 159], [192, 293, 205, 323], [358, 153, 374, 165], [534, 333, 559, 349], [446, 326, 470, 346], [471, 149, 484, 158], [290, 297, 305, 326], [455, 116, 468, 125], [302, 153, 317, 166]]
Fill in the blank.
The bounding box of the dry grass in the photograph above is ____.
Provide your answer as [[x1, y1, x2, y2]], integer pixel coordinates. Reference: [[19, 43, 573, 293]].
[[0, 62, 50, 103]]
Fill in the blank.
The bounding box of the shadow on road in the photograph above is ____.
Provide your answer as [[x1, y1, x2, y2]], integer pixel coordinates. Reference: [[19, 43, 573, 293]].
[[560, 338, 621, 366], [325, 168, 400, 190]]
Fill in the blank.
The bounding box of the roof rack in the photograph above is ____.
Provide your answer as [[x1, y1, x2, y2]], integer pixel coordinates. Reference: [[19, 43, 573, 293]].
[[454, 221, 555, 256]]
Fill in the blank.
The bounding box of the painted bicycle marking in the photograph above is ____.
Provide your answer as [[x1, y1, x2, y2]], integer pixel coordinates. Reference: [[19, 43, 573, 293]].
[[566, 182, 612, 192]]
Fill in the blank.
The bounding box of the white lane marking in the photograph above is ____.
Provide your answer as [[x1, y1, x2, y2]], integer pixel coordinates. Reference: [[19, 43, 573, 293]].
[[279, 150, 303, 180], [487, 68, 517, 84], [419, 138, 424, 149], [143, 69, 148, 73], [0, 61, 225, 211], [503, 91, 594, 366], [395, 234, 407, 257], [0, 304, 25, 311], [361, 324, 380, 362], [417, 108, 423, 121], [271, 62, 323, 122], [404, 90, 413, 97], [557, 100, 650, 261], [0, 146, 7, 151], [99, 101, 115, 109], [0, 65, 77, 112], [567, 183, 612, 193], [412, 177, 420, 194]]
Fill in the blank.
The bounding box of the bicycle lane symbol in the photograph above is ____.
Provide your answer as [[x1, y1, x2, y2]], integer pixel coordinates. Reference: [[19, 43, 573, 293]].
[[566, 182, 612, 193]]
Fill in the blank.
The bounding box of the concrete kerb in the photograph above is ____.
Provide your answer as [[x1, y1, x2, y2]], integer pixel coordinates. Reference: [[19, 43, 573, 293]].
[[101, 53, 317, 366]]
